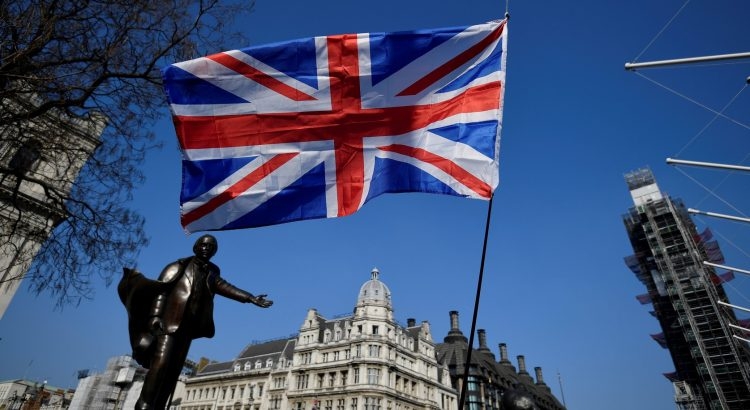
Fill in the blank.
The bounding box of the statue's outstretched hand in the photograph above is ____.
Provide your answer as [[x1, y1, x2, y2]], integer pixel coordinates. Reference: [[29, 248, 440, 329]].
[[251, 294, 273, 308]]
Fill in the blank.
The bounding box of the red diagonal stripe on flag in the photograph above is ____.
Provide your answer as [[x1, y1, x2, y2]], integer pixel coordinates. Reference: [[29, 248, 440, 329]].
[[397, 20, 506, 96], [182, 152, 299, 226], [378, 144, 492, 197], [208, 53, 317, 102]]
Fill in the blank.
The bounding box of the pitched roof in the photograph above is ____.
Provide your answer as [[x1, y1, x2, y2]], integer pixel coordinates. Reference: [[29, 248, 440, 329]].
[[196, 337, 296, 377], [237, 338, 293, 360], [197, 361, 233, 376], [436, 332, 565, 410]]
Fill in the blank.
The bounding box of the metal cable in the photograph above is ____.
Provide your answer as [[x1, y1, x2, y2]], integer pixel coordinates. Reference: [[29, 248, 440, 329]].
[[635, 71, 750, 131], [632, 0, 691, 62], [674, 84, 748, 157]]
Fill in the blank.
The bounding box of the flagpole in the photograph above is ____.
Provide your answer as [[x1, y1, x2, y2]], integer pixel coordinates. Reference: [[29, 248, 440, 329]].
[[457, 194, 494, 409]]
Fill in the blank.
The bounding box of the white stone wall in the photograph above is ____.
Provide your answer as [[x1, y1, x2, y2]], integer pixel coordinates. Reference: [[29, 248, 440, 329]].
[[180, 270, 458, 410], [0, 98, 102, 319]]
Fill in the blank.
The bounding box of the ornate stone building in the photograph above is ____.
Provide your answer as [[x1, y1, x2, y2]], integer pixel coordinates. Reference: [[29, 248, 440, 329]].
[[436, 311, 565, 410], [0, 98, 103, 318], [0, 378, 73, 410], [181, 268, 458, 410], [179, 269, 567, 410]]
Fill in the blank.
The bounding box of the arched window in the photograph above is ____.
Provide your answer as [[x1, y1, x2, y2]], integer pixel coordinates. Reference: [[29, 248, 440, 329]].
[[9, 139, 41, 176]]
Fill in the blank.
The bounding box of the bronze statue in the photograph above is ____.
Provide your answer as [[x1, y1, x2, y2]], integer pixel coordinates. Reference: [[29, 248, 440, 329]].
[[118, 234, 272, 410]]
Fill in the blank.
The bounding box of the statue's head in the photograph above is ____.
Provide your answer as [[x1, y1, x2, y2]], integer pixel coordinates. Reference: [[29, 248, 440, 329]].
[[193, 234, 218, 260]]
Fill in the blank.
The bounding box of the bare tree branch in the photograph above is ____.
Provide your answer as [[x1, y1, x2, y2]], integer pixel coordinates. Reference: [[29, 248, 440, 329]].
[[0, 0, 253, 308]]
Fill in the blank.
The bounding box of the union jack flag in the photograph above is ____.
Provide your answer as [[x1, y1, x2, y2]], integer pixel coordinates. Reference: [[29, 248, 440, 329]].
[[162, 19, 508, 232]]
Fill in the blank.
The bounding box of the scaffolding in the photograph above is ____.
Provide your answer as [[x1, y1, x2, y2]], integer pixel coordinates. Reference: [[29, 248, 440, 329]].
[[69, 356, 143, 410], [673, 381, 706, 410], [623, 170, 750, 410]]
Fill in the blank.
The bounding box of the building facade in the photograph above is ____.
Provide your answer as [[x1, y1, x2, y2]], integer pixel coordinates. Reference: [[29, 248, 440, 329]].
[[436, 311, 565, 410], [69, 355, 146, 410], [622, 168, 750, 409], [180, 268, 566, 410], [181, 268, 457, 410], [0, 379, 73, 410], [68, 355, 192, 410], [0, 96, 102, 318]]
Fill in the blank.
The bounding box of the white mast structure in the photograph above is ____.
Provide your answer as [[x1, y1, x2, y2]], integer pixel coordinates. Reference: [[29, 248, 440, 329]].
[[626, 51, 750, 410], [625, 52, 750, 281]]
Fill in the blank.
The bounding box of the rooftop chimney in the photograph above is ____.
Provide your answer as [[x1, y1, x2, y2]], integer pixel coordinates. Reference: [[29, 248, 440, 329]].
[[534, 367, 546, 385], [407, 318, 416, 327], [443, 311, 468, 343], [450, 310, 459, 330], [517, 355, 528, 375], [477, 329, 489, 350], [498, 343, 512, 365], [534, 367, 550, 391]]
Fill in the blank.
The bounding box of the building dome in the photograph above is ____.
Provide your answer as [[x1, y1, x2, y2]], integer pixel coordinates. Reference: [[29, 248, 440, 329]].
[[357, 268, 391, 307]]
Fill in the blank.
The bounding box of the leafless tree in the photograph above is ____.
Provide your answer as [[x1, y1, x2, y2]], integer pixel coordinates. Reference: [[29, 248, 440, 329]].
[[0, 0, 252, 307]]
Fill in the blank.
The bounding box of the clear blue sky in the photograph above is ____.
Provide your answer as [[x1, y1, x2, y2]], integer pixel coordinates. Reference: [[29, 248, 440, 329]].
[[2, 1, 750, 409]]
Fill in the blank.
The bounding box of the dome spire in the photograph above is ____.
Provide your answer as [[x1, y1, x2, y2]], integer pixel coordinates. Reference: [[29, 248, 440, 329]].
[[355, 267, 393, 320], [356, 267, 391, 307]]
